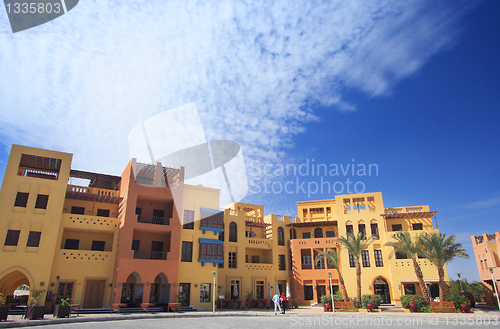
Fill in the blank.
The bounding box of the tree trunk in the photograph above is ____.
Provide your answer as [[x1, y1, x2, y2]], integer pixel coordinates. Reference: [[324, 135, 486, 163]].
[[412, 258, 430, 302], [438, 267, 446, 302], [356, 261, 361, 306], [337, 269, 349, 301]]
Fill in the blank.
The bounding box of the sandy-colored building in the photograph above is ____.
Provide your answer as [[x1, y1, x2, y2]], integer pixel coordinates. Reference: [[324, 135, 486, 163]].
[[471, 232, 500, 306]]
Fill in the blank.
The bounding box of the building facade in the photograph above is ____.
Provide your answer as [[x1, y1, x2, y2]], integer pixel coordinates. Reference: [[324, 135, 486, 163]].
[[471, 232, 500, 306]]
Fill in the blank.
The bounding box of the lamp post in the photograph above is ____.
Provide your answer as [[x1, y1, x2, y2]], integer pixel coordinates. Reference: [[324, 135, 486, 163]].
[[327, 271, 334, 314], [457, 273, 463, 292], [487, 267, 500, 311], [212, 271, 216, 313]]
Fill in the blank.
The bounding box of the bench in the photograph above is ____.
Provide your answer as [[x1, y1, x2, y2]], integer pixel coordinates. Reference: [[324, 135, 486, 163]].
[[110, 303, 127, 315], [70, 304, 80, 316], [334, 301, 356, 312], [139, 303, 154, 314], [167, 303, 181, 313], [430, 302, 457, 313]]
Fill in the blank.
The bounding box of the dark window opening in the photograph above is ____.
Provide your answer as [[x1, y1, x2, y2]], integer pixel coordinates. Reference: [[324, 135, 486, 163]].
[[71, 206, 85, 215], [279, 254, 286, 270], [392, 224, 402, 232], [4, 230, 20, 246], [181, 241, 193, 262], [278, 227, 285, 245], [361, 250, 370, 267], [374, 250, 384, 267], [325, 231, 335, 238], [304, 286, 314, 300], [26, 231, 41, 247], [370, 223, 379, 239], [229, 222, 237, 242], [64, 239, 79, 250], [346, 225, 353, 235], [131, 239, 140, 251], [314, 228, 323, 238], [349, 252, 356, 268], [412, 223, 423, 230], [91, 240, 105, 251], [14, 192, 29, 207], [395, 250, 407, 259], [302, 232, 311, 239], [34, 194, 49, 209], [358, 224, 366, 239], [96, 209, 110, 217]]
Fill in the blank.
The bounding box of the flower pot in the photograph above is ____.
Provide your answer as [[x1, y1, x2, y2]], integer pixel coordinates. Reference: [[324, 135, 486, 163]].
[[53, 305, 71, 318], [324, 303, 332, 312], [367, 303, 375, 312], [0, 306, 9, 321], [460, 304, 470, 313], [26, 306, 45, 320], [409, 302, 418, 312]]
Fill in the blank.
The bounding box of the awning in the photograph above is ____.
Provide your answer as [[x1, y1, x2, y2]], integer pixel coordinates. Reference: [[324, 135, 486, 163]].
[[382, 211, 437, 219]]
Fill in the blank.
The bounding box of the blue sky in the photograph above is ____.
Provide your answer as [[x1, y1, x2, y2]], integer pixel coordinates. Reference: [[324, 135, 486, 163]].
[[0, 0, 499, 281]]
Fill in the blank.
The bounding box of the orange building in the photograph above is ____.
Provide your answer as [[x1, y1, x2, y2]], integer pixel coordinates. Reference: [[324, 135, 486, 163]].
[[471, 232, 500, 307]]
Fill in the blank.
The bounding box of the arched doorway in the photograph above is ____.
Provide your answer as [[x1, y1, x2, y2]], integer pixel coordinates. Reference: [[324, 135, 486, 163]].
[[150, 273, 169, 305], [0, 270, 32, 307], [373, 277, 391, 304], [121, 272, 142, 306]]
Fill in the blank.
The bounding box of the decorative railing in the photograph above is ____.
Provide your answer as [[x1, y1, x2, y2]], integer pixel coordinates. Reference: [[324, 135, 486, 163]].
[[133, 251, 168, 260], [67, 185, 119, 197], [137, 215, 170, 226], [247, 238, 272, 247]]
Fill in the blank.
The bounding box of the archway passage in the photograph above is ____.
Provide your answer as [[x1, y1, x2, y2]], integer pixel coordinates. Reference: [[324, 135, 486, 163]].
[[0, 271, 31, 306], [373, 277, 391, 304]]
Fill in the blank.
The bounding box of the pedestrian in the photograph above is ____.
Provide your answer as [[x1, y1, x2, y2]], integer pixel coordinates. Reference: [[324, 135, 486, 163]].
[[272, 292, 282, 315], [280, 292, 286, 314]]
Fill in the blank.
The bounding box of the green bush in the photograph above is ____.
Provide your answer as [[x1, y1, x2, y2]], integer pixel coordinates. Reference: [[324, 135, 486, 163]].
[[361, 295, 382, 309], [333, 290, 344, 302], [444, 295, 469, 310], [420, 305, 432, 313], [400, 294, 428, 311], [320, 294, 332, 306]]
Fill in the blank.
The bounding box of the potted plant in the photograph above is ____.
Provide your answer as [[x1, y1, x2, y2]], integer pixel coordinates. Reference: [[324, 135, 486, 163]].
[[320, 294, 332, 312], [293, 297, 300, 309], [409, 301, 418, 312], [26, 290, 45, 320], [0, 293, 9, 321], [53, 298, 71, 318], [362, 294, 381, 312]]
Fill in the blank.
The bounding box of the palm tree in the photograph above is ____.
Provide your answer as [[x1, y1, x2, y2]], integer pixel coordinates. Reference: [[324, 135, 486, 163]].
[[419, 232, 469, 302], [337, 232, 375, 306], [385, 231, 430, 301], [315, 246, 349, 302]]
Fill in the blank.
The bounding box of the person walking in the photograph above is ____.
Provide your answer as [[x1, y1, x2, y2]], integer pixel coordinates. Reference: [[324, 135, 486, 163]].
[[280, 292, 286, 314], [272, 292, 282, 315]]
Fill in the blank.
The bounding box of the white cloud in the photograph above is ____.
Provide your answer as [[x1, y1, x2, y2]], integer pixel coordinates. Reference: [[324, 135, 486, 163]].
[[0, 0, 468, 185]]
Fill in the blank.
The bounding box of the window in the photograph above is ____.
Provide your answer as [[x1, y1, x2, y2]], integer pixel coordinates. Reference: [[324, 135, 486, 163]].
[[346, 225, 353, 235], [91, 240, 105, 251], [256, 281, 264, 299], [252, 255, 260, 263], [302, 255, 312, 265], [199, 243, 223, 261], [96, 209, 110, 217], [200, 211, 224, 230], [245, 231, 255, 238], [218, 231, 224, 242], [361, 250, 370, 267], [183, 210, 194, 229], [228, 252, 237, 268], [229, 222, 237, 242], [290, 228, 297, 239], [412, 223, 423, 230], [370, 223, 379, 239], [374, 250, 384, 267], [34, 194, 49, 209], [395, 250, 407, 259], [348, 252, 356, 268], [392, 224, 402, 231], [278, 227, 285, 245], [64, 239, 79, 250], [71, 206, 85, 215], [279, 255, 286, 270], [304, 286, 314, 300], [325, 231, 335, 238], [131, 239, 140, 251], [302, 232, 311, 239], [200, 283, 211, 302], [26, 231, 41, 247], [314, 228, 323, 238], [315, 255, 325, 269], [57, 282, 73, 304], [358, 224, 366, 239], [4, 230, 20, 246], [181, 241, 193, 262], [14, 192, 29, 207]]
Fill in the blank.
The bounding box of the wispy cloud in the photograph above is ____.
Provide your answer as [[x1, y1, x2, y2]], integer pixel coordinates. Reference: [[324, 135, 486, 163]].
[[0, 0, 469, 183], [462, 193, 500, 211]]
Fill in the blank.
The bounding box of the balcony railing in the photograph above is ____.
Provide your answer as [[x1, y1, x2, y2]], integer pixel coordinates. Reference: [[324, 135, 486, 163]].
[[133, 251, 168, 260], [137, 216, 170, 226], [247, 238, 272, 247]]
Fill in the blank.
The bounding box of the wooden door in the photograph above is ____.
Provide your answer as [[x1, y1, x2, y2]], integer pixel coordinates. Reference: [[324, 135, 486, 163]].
[[83, 279, 106, 308]]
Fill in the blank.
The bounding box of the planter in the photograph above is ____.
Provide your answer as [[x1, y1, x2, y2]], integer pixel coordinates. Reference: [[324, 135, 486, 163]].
[[367, 303, 375, 312], [0, 306, 9, 321], [409, 302, 418, 312], [26, 306, 45, 320], [460, 304, 470, 313], [324, 303, 332, 312], [53, 305, 70, 318]]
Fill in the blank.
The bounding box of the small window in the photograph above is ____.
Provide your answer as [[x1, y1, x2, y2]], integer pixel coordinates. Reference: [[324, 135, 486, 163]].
[[34, 194, 49, 209], [412, 223, 423, 230], [361, 250, 370, 267], [348, 252, 356, 267], [395, 250, 407, 259], [96, 209, 110, 217], [374, 250, 384, 267], [228, 252, 237, 268], [181, 241, 193, 262], [26, 231, 41, 247], [153, 209, 165, 218], [290, 228, 297, 239], [346, 225, 353, 235], [314, 228, 323, 238], [325, 231, 335, 238], [304, 286, 314, 300], [358, 224, 366, 239], [71, 206, 85, 215], [370, 223, 379, 239], [4, 230, 20, 246], [302, 232, 311, 239], [131, 239, 140, 251], [229, 222, 237, 242], [392, 224, 402, 232], [279, 254, 286, 270], [14, 192, 29, 207], [91, 240, 105, 251], [183, 210, 194, 229], [277, 227, 285, 245], [64, 239, 79, 250]]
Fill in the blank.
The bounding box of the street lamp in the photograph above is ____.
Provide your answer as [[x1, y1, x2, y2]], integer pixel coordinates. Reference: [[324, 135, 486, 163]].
[[457, 273, 463, 292], [327, 271, 334, 314], [212, 271, 216, 313], [487, 267, 500, 311]]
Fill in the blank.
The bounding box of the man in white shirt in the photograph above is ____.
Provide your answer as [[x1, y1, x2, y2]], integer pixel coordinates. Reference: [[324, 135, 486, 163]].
[[272, 292, 282, 315]]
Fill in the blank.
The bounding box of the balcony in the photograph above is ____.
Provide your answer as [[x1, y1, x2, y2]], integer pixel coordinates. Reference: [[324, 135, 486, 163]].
[[137, 215, 170, 226], [66, 185, 122, 204], [61, 213, 120, 230], [246, 237, 272, 248], [133, 251, 168, 260], [245, 263, 273, 271]]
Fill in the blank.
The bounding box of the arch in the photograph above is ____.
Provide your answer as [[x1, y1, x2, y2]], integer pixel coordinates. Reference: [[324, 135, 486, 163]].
[[277, 227, 285, 246], [371, 276, 393, 304], [154, 272, 168, 284], [357, 219, 365, 224], [290, 228, 297, 240], [369, 218, 377, 223], [126, 271, 142, 284], [314, 227, 323, 238], [229, 222, 237, 242], [0, 268, 33, 306]]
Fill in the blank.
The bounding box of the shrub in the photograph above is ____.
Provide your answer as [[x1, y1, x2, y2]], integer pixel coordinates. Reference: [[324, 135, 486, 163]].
[[444, 295, 469, 310], [420, 305, 432, 313], [333, 290, 344, 302], [320, 294, 332, 306], [400, 294, 428, 311], [361, 295, 382, 309]]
